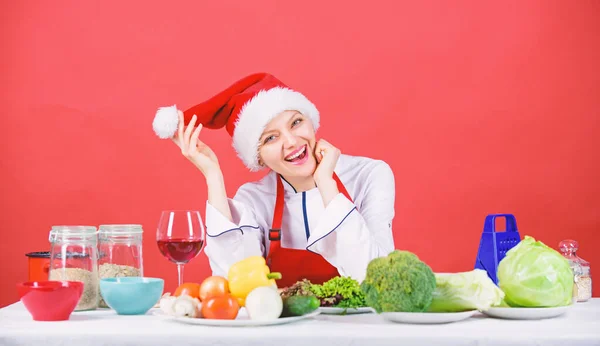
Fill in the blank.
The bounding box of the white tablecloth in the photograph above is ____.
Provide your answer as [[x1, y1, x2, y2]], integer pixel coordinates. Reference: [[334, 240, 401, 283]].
[[1, 299, 599, 346]]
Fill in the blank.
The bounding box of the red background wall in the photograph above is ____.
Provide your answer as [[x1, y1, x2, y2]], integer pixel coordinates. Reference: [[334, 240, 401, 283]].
[[1, 0, 598, 308]]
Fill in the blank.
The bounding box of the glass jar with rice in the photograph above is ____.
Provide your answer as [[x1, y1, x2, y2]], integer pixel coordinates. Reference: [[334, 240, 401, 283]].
[[48, 225, 99, 311], [559, 239, 592, 302], [98, 224, 144, 308]]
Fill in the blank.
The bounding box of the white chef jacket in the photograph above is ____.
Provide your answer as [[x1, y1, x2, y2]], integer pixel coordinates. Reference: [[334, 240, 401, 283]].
[[203, 154, 396, 283]]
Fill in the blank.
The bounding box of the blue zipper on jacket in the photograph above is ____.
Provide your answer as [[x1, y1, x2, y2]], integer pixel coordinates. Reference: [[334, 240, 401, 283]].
[[302, 192, 310, 239]]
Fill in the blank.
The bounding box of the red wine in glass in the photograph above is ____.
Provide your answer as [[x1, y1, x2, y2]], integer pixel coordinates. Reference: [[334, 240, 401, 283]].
[[157, 210, 205, 286], [157, 239, 204, 263]]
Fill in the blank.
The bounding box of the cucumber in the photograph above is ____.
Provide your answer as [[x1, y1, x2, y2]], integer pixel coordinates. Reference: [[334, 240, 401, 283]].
[[282, 295, 320, 317]]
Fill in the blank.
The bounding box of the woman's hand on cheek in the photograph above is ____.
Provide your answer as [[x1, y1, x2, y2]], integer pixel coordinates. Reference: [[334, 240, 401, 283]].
[[313, 139, 341, 186]]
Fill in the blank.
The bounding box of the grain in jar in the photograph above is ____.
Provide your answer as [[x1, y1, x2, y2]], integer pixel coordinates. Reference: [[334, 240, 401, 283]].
[[48, 226, 99, 311], [98, 224, 143, 308], [559, 239, 592, 302]]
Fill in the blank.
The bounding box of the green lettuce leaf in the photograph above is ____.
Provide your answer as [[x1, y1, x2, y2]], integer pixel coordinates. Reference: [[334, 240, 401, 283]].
[[428, 269, 505, 312]]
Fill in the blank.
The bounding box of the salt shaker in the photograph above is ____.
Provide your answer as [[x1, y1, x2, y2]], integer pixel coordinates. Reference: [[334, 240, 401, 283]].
[[559, 239, 592, 302]]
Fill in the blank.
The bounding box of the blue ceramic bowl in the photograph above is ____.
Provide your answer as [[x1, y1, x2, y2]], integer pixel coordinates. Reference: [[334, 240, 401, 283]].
[[99, 277, 164, 315]]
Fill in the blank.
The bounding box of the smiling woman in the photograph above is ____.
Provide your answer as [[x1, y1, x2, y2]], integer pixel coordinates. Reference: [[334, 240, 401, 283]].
[[152, 73, 396, 288], [258, 111, 318, 182], [257, 110, 342, 205]]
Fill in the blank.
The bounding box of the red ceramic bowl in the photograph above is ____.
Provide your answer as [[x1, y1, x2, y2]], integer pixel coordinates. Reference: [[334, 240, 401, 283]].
[[16, 281, 83, 321]]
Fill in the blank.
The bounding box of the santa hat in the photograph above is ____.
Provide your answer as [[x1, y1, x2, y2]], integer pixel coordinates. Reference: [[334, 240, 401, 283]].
[[152, 73, 320, 172]]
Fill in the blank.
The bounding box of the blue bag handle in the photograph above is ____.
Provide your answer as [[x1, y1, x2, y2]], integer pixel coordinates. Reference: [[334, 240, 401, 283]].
[[483, 214, 518, 233]]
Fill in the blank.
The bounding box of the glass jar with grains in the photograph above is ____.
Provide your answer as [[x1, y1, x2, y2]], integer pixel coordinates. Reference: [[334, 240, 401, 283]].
[[48, 225, 99, 311], [98, 224, 143, 308], [559, 239, 592, 302]]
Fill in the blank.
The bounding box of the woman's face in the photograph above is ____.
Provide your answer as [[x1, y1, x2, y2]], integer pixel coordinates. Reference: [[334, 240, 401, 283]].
[[258, 110, 317, 178]]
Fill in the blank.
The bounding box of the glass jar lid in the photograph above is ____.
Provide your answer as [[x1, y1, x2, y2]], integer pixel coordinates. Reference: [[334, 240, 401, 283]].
[[559, 239, 590, 270], [99, 224, 143, 235], [559, 239, 580, 254], [27, 250, 89, 259], [49, 225, 98, 242]]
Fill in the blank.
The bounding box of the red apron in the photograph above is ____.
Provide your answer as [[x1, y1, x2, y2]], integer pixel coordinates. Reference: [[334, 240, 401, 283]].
[[266, 173, 353, 288]]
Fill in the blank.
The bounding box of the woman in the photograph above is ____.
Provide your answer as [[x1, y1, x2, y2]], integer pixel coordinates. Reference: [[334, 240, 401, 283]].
[[152, 73, 396, 287]]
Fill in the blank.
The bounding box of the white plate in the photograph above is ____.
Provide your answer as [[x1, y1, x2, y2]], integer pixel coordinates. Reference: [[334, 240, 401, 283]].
[[381, 310, 477, 324], [482, 305, 571, 320], [152, 308, 320, 327], [319, 306, 374, 315]]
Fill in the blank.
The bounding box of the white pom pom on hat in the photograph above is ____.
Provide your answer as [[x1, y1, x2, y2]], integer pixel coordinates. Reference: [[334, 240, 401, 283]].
[[152, 105, 179, 139]]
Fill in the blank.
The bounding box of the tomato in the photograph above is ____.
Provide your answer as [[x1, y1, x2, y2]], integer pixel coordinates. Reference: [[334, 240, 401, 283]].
[[173, 282, 201, 300], [201, 294, 239, 320], [199, 276, 229, 301]]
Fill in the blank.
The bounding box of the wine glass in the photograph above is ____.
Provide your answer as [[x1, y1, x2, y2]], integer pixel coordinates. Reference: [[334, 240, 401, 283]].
[[156, 210, 205, 286]]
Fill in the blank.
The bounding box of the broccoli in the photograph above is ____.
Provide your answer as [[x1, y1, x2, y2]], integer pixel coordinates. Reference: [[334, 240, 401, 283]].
[[360, 250, 437, 313]]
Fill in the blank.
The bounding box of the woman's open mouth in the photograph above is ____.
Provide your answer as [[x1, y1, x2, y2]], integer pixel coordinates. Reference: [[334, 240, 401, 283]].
[[284, 145, 309, 165]]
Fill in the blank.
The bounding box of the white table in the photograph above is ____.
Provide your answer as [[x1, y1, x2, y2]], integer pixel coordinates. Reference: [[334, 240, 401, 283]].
[[1, 299, 599, 346]]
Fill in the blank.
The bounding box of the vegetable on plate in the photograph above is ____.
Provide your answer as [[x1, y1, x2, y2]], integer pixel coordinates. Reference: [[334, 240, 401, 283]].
[[173, 282, 201, 300], [360, 250, 436, 313], [201, 294, 240, 320], [427, 269, 505, 312], [245, 286, 283, 321], [159, 275, 240, 320], [199, 276, 229, 301], [159, 294, 201, 318], [227, 256, 281, 306], [279, 276, 366, 309], [497, 235, 574, 307], [311, 276, 366, 308], [281, 295, 320, 317], [279, 279, 314, 300]]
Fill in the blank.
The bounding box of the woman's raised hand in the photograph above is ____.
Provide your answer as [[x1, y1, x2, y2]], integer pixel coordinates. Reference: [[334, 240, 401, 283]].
[[171, 111, 221, 177]]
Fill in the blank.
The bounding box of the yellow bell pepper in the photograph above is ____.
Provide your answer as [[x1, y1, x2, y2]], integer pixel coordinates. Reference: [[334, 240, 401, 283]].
[[227, 256, 281, 306]]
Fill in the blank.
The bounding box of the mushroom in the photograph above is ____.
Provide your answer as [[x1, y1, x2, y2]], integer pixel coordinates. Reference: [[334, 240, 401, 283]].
[[172, 294, 201, 318]]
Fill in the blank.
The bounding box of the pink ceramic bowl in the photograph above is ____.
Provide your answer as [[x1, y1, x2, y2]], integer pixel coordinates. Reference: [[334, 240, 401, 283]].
[[17, 281, 83, 321]]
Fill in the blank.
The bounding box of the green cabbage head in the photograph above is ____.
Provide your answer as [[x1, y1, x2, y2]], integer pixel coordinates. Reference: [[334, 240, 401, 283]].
[[497, 236, 573, 307]]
